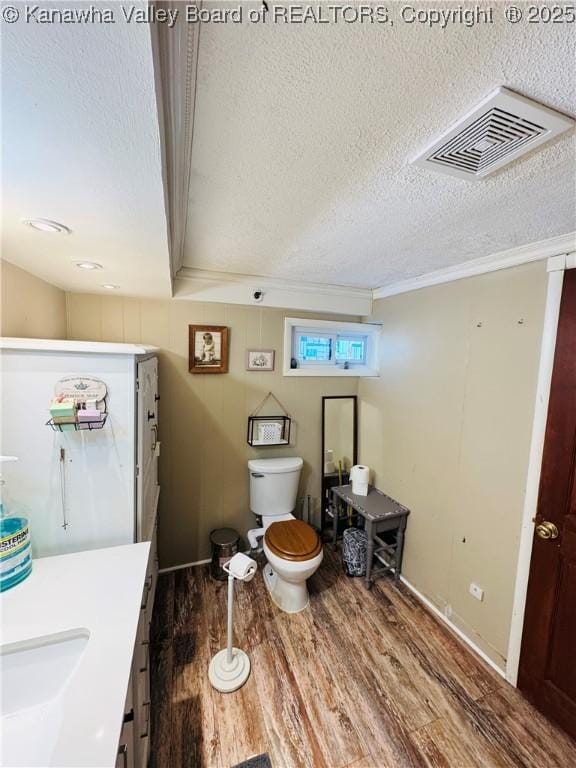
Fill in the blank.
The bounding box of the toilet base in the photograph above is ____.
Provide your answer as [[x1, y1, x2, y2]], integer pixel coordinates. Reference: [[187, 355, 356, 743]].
[[263, 563, 310, 614]]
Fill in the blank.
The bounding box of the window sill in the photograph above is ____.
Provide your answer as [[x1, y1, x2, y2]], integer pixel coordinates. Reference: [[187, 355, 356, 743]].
[[282, 366, 379, 378], [283, 317, 381, 378]]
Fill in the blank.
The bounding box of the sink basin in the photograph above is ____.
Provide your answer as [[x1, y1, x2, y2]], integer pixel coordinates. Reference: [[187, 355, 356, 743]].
[[1, 628, 89, 715], [1, 629, 89, 766]]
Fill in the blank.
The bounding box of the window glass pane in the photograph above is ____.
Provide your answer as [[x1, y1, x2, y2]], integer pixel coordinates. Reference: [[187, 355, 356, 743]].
[[335, 336, 366, 363], [298, 335, 332, 361]]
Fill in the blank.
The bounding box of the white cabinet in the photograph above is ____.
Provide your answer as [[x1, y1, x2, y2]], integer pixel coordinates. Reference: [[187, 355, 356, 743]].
[[137, 357, 160, 543], [119, 528, 158, 768], [116, 731, 134, 768], [116, 675, 135, 768], [134, 606, 152, 768]]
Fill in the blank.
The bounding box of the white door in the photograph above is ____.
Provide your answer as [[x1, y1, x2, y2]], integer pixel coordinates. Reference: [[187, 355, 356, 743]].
[[136, 357, 159, 542]]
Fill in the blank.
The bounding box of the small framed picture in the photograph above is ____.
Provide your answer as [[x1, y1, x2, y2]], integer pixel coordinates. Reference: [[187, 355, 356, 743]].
[[189, 325, 229, 374], [246, 349, 275, 372]]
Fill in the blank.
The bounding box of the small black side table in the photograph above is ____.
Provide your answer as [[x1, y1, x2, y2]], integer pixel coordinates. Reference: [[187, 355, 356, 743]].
[[330, 484, 410, 589]]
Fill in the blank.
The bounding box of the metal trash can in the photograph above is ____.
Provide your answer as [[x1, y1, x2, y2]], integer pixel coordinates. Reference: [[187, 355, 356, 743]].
[[342, 527, 368, 577], [210, 528, 240, 581]]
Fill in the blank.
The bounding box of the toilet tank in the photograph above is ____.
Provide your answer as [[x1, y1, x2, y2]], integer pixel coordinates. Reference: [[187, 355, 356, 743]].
[[248, 457, 303, 517]]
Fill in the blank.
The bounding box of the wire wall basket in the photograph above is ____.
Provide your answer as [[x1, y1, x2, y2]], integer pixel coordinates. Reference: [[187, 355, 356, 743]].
[[247, 392, 292, 447]]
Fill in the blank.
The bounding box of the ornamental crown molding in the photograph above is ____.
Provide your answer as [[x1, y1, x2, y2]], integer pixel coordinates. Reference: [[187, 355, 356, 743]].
[[374, 232, 576, 299], [150, 1, 200, 282]]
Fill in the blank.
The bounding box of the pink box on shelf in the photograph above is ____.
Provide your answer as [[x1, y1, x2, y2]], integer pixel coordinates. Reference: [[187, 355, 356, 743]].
[[77, 409, 103, 423]]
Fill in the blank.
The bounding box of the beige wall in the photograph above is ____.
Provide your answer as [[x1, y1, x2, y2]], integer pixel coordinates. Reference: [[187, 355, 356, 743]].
[[0, 260, 67, 339], [358, 261, 548, 670], [10, 258, 546, 669], [66, 293, 358, 568]]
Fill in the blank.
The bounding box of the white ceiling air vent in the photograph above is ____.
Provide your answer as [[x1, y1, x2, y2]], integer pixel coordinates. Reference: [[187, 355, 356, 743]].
[[412, 87, 574, 180]]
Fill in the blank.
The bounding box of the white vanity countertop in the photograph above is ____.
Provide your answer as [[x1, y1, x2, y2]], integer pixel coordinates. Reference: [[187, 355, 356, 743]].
[[1, 542, 150, 768]]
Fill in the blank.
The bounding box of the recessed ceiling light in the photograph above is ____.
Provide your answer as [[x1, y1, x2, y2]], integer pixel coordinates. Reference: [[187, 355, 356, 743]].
[[102, 284, 120, 290], [75, 261, 103, 271], [22, 218, 71, 234]]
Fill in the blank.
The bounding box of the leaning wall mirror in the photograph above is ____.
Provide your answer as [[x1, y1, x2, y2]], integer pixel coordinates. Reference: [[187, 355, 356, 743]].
[[321, 396, 357, 537]]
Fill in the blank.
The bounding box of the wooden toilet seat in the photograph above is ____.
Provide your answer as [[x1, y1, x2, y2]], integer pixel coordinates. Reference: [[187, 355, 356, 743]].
[[264, 519, 322, 562]]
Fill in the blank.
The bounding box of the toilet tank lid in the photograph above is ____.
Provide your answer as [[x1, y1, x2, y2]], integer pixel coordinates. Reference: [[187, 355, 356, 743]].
[[248, 457, 303, 474]]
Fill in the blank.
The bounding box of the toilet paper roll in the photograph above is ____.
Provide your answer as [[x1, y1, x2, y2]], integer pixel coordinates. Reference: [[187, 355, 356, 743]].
[[226, 552, 258, 582], [324, 449, 335, 474], [350, 465, 370, 496]]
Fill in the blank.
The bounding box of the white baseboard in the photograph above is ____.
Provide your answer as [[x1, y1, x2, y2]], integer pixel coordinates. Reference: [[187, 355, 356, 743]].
[[159, 549, 254, 574], [159, 557, 211, 573], [400, 576, 506, 680]]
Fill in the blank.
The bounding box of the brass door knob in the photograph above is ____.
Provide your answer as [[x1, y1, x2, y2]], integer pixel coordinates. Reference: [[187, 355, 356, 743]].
[[535, 521, 559, 540]]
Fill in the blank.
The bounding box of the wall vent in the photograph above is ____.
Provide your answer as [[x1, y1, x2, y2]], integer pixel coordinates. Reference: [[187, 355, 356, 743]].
[[412, 87, 574, 180]]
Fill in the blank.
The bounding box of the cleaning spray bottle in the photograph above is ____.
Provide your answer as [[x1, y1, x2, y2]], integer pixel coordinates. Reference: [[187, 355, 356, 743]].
[[0, 456, 32, 592]]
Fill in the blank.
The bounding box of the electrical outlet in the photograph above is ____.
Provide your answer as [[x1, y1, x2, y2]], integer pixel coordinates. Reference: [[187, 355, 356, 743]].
[[469, 583, 484, 601]]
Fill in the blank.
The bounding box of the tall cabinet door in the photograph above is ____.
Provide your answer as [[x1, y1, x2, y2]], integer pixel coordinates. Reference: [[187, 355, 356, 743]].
[[136, 357, 159, 543]]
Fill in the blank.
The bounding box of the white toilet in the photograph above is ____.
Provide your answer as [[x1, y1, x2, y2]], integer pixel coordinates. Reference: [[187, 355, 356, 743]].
[[247, 457, 323, 613]]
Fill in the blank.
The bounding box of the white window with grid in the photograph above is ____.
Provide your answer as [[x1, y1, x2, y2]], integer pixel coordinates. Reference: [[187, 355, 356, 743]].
[[283, 318, 379, 377]]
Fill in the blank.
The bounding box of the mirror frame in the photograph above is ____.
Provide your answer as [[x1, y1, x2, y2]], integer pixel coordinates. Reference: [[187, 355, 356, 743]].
[[321, 395, 358, 536]]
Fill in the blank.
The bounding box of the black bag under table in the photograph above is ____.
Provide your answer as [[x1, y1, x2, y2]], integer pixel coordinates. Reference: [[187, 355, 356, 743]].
[[329, 484, 410, 589]]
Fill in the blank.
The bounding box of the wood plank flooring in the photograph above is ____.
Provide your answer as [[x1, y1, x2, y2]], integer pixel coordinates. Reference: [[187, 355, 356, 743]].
[[149, 548, 576, 768]]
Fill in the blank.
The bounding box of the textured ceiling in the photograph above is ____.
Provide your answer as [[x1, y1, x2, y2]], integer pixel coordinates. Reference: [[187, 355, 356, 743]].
[[184, 4, 576, 288], [1, 1, 171, 297]]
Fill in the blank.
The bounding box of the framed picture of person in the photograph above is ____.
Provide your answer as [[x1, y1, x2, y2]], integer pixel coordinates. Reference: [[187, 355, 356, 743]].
[[189, 325, 230, 374], [246, 349, 275, 371]]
